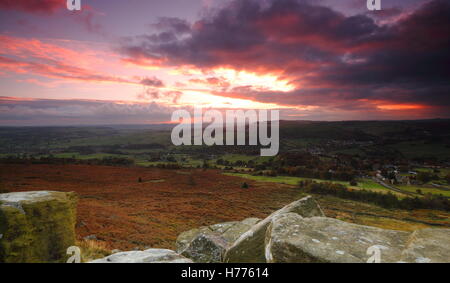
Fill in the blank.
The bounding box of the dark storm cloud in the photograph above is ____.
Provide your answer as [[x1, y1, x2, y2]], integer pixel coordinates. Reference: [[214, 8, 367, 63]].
[[315, 0, 450, 106], [140, 76, 165, 87], [151, 17, 191, 34], [120, 0, 380, 68], [367, 6, 402, 19], [120, 0, 450, 113]]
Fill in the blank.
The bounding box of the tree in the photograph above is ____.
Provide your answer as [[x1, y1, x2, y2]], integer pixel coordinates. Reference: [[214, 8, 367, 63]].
[[241, 182, 249, 189], [445, 173, 450, 184], [417, 172, 432, 183]]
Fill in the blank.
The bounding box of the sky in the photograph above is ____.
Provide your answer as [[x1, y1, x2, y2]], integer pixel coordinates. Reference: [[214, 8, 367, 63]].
[[0, 0, 449, 125]]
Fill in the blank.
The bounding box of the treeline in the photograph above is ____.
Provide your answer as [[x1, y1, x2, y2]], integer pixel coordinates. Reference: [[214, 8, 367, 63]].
[[299, 180, 450, 212], [0, 156, 134, 166], [147, 163, 182, 169], [66, 143, 166, 155], [218, 152, 361, 182], [277, 166, 356, 181]]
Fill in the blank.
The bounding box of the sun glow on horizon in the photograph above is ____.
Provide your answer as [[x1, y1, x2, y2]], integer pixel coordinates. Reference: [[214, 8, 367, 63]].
[[211, 68, 295, 92], [175, 90, 287, 109], [376, 104, 427, 111]]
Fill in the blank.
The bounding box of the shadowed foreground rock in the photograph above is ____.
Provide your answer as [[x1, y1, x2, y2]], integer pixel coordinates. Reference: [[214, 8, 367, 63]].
[[224, 196, 325, 263], [176, 218, 260, 263], [0, 191, 77, 263], [90, 249, 193, 263]]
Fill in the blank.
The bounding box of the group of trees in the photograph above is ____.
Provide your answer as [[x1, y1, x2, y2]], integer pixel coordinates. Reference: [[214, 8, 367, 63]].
[[219, 152, 359, 182], [299, 180, 450, 211], [277, 166, 356, 181], [149, 163, 182, 169], [416, 171, 439, 184]]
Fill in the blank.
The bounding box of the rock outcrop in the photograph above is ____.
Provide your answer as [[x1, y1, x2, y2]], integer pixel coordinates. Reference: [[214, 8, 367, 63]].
[[265, 214, 450, 263], [224, 196, 325, 263], [180, 232, 229, 263], [3, 190, 447, 263], [0, 191, 78, 263], [266, 214, 410, 263], [90, 249, 193, 263], [176, 218, 260, 263], [401, 228, 450, 263]]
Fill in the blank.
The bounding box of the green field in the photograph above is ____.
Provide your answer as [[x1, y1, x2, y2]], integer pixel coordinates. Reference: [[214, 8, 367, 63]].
[[397, 185, 450, 198], [223, 173, 407, 196]]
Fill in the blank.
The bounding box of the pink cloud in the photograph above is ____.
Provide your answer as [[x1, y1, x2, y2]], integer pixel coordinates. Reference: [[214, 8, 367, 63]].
[[0, 0, 64, 14]]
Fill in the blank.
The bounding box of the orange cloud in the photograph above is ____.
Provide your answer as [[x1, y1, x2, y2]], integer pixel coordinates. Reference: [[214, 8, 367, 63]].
[[376, 104, 428, 111]]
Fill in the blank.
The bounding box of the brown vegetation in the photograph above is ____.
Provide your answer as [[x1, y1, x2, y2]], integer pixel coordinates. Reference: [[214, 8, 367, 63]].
[[1, 164, 448, 251], [0, 164, 303, 250]]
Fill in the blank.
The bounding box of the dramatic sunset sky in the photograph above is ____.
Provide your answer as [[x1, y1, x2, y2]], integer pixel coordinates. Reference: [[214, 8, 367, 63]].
[[0, 0, 449, 125]]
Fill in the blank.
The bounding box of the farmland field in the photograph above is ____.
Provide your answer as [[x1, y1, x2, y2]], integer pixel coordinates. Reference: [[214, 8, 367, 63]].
[[224, 173, 406, 196]]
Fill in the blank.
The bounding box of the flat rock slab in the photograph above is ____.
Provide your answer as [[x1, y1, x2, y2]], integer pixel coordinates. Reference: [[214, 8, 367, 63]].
[[0, 191, 78, 263], [224, 196, 324, 263], [90, 249, 193, 263], [266, 214, 450, 263], [401, 228, 450, 263]]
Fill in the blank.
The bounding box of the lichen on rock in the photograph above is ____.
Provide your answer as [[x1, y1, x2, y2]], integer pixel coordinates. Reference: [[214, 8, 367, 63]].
[[266, 214, 409, 263], [176, 217, 260, 263], [224, 196, 325, 263], [0, 191, 78, 263]]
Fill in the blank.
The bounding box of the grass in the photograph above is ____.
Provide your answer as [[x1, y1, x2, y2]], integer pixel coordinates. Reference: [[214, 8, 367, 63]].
[[224, 173, 308, 186], [351, 215, 429, 231], [77, 239, 111, 262], [397, 185, 450, 198], [414, 167, 450, 179], [223, 173, 405, 196]]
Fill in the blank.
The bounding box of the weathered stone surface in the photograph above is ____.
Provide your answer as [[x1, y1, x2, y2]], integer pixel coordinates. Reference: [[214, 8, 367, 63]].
[[0, 191, 78, 263], [209, 221, 239, 233], [222, 218, 260, 243], [176, 217, 260, 262], [266, 214, 410, 263], [224, 196, 324, 263], [176, 227, 210, 253], [401, 228, 450, 263], [180, 232, 228, 263], [90, 248, 193, 263]]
